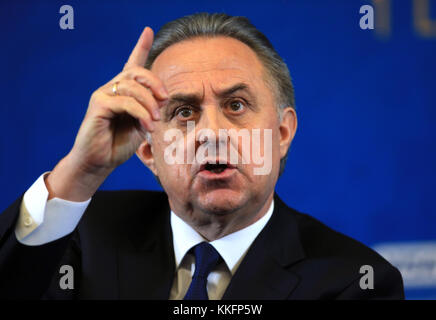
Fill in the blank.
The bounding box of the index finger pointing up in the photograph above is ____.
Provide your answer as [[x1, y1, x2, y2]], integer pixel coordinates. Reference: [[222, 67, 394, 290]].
[[124, 27, 154, 70]]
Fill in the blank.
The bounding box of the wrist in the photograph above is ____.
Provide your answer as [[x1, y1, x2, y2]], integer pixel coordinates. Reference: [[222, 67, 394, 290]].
[[46, 154, 112, 201]]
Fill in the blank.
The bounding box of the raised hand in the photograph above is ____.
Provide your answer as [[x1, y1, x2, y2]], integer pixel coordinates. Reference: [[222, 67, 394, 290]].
[[46, 27, 167, 201]]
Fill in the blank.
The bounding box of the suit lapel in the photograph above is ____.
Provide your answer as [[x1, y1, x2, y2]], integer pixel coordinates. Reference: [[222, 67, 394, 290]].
[[117, 196, 175, 299], [222, 193, 306, 299], [115, 192, 305, 299]]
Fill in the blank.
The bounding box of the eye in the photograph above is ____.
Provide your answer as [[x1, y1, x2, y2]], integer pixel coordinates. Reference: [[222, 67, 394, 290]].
[[175, 106, 194, 120], [227, 100, 245, 114]]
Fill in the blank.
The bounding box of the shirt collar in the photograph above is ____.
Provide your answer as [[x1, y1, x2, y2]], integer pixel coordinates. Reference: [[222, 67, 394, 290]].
[[170, 199, 274, 275]]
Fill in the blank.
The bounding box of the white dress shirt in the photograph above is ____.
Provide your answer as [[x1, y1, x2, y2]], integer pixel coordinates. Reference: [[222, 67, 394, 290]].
[[169, 202, 274, 299], [15, 172, 90, 246], [15, 172, 274, 299]]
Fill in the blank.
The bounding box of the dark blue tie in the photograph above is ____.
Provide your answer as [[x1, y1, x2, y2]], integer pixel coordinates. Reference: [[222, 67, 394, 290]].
[[184, 242, 221, 300]]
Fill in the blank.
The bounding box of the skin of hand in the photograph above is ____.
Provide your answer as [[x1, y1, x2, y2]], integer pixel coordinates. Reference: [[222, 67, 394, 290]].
[[46, 27, 168, 202]]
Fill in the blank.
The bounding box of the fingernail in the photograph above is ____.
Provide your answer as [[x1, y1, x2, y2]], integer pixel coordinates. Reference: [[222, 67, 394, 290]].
[[153, 109, 161, 120], [140, 119, 148, 130], [148, 121, 155, 131], [160, 88, 168, 99], [136, 77, 146, 84]]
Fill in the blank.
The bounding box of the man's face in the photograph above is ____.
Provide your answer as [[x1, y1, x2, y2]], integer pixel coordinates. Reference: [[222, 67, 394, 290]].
[[140, 36, 296, 231]]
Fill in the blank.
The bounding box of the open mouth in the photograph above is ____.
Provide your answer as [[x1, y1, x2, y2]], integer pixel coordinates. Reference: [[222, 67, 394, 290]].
[[203, 163, 229, 174], [199, 162, 236, 176]]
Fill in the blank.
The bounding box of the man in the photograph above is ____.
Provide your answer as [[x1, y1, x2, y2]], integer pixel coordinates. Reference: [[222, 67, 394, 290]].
[[0, 13, 404, 299]]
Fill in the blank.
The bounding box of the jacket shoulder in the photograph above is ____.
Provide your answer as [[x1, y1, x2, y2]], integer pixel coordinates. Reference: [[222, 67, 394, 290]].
[[78, 189, 169, 241], [89, 189, 168, 215], [293, 209, 390, 266], [279, 203, 404, 298]]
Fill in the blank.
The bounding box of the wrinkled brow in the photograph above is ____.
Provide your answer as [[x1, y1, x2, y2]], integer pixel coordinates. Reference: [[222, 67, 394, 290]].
[[166, 82, 253, 107]]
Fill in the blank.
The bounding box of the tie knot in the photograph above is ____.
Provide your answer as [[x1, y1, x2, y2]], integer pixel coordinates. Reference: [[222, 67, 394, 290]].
[[192, 242, 221, 279]]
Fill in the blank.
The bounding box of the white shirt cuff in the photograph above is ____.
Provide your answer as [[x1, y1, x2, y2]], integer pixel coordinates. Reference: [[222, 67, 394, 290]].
[[15, 172, 91, 246]]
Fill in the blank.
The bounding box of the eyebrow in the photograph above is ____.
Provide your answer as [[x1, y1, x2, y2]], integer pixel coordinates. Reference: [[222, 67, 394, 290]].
[[216, 83, 251, 98], [167, 83, 253, 106]]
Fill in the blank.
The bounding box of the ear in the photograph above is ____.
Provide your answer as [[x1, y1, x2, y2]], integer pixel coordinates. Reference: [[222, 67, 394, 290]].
[[279, 107, 298, 159], [136, 138, 158, 176]]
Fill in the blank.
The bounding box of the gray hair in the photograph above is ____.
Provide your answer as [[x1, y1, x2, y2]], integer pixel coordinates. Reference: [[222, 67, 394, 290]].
[[145, 12, 295, 177]]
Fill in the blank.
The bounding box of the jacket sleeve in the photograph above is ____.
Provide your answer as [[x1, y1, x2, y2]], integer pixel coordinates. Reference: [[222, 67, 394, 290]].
[[0, 196, 81, 299]]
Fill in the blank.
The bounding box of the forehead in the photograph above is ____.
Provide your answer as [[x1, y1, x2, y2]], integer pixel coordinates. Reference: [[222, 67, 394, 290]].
[[150, 36, 267, 92]]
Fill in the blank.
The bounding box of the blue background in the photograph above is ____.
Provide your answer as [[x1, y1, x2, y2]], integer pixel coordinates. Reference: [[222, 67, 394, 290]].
[[0, 0, 435, 299]]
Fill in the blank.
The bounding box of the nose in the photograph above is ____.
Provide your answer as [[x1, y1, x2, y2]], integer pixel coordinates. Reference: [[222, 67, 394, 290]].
[[194, 104, 231, 155], [196, 104, 230, 136]]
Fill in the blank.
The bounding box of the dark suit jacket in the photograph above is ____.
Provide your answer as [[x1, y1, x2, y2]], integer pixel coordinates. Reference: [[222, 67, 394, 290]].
[[0, 190, 404, 299]]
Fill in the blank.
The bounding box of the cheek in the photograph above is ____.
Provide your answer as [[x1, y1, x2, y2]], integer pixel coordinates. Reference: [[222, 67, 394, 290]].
[[255, 119, 282, 168], [269, 126, 283, 178], [272, 125, 282, 157], [151, 134, 192, 183], [163, 165, 190, 185]]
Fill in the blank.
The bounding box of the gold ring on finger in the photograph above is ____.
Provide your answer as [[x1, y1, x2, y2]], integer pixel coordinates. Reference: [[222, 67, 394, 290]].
[[112, 81, 120, 96]]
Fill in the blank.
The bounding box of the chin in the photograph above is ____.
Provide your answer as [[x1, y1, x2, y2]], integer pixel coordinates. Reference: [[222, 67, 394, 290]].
[[196, 188, 247, 215]]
